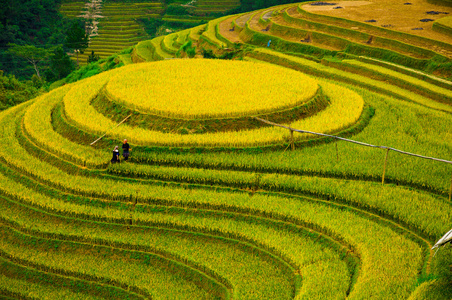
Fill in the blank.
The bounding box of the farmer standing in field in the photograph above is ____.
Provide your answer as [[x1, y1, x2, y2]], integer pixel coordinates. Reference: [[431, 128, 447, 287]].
[[111, 146, 120, 164], [122, 139, 131, 161]]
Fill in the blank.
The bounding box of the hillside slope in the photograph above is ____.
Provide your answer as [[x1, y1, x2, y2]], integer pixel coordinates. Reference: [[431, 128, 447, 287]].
[[2, 1, 451, 299]]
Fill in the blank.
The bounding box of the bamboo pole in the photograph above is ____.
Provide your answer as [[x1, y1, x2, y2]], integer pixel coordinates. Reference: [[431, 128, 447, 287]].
[[253, 117, 452, 165], [290, 129, 294, 151], [382, 148, 390, 184], [90, 114, 132, 146]]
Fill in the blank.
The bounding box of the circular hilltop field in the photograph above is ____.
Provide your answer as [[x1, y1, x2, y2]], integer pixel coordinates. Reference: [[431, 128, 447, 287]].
[[104, 59, 319, 119], [56, 59, 364, 148]]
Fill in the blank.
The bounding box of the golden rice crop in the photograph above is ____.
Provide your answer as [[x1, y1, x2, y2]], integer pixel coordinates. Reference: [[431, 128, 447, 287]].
[[104, 59, 319, 118], [252, 48, 452, 113], [23, 85, 108, 167], [201, 16, 230, 49], [63, 63, 362, 147], [342, 59, 452, 101], [0, 274, 98, 300], [0, 227, 216, 300], [0, 103, 424, 299]]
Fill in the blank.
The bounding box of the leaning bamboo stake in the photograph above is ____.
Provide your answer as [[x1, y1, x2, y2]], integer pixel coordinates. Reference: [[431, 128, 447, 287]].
[[382, 148, 390, 184], [90, 114, 132, 146], [254, 117, 452, 191], [253, 116, 452, 164]]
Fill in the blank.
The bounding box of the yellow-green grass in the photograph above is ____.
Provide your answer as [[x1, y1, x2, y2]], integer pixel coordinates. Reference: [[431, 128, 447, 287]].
[[91, 34, 143, 40], [5, 3, 452, 299], [132, 75, 452, 195], [355, 56, 452, 90], [0, 181, 354, 299], [189, 24, 208, 42], [0, 119, 301, 299], [118, 53, 133, 65], [433, 16, 452, 37], [0, 260, 120, 300], [1, 186, 354, 299], [162, 17, 209, 24], [98, 23, 141, 30], [108, 162, 451, 240], [249, 48, 452, 113], [267, 18, 348, 51], [200, 16, 231, 49], [408, 278, 452, 300], [0, 225, 225, 300], [104, 59, 318, 118], [85, 44, 128, 52], [61, 61, 363, 147], [89, 39, 139, 46], [0, 131, 349, 299], [175, 30, 190, 47], [0, 155, 423, 300], [161, 33, 179, 55], [102, 3, 163, 14], [0, 118, 423, 300], [0, 273, 101, 300], [133, 39, 157, 62], [59, 2, 85, 18], [133, 36, 173, 61], [96, 28, 143, 35], [149, 36, 174, 60], [0, 68, 446, 297], [16, 87, 452, 242], [22, 85, 108, 168], [330, 59, 452, 104]]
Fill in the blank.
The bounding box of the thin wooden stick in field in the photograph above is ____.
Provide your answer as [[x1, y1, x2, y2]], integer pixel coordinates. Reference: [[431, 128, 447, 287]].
[[254, 117, 452, 165], [90, 114, 132, 146]]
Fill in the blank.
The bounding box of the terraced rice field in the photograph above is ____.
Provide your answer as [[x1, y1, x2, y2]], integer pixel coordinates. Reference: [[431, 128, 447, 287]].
[[193, 0, 241, 15], [59, 1, 87, 18], [59, 0, 241, 65], [60, 1, 164, 64], [3, 0, 452, 299]]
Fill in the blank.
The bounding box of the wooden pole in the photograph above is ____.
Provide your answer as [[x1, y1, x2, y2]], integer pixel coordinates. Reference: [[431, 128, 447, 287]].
[[90, 114, 132, 146], [290, 129, 294, 151], [382, 148, 390, 184]]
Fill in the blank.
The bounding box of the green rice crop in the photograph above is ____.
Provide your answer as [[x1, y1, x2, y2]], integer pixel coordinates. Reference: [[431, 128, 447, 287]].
[[108, 162, 451, 239], [0, 274, 101, 300]]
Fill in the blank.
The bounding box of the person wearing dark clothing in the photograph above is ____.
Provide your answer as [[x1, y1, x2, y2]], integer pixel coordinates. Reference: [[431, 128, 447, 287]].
[[111, 146, 120, 163], [122, 139, 131, 161]]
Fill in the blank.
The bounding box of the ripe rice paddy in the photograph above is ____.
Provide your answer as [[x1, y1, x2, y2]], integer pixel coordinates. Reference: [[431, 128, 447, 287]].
[[3, 0, 452, 298]]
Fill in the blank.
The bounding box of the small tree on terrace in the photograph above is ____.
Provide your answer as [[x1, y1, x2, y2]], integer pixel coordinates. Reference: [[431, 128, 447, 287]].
[[65, 20, 89, 67], [87, 50, 100, 64]]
